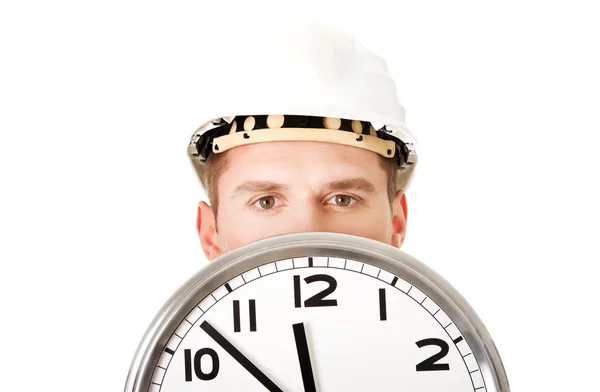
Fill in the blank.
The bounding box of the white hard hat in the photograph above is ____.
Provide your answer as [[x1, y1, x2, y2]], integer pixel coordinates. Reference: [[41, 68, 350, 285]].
[[188, 23, 418, 191]]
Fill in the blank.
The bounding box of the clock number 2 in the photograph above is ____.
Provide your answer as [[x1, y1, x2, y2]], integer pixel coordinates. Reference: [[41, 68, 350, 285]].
[[294, 274, 338, 307], [415, 338, 450, 371], [184, 348, 220, 381]]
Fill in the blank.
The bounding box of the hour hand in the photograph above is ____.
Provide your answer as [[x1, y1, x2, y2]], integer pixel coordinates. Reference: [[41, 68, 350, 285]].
[[293, 322, 317, 392]]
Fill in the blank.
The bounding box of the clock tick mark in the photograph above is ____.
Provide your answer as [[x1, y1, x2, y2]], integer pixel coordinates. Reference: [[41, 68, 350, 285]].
[[225, 283, 233, 293], [453, 336, 464, 344], [391, 276, 399, 286], [165, 347, 175, 355]]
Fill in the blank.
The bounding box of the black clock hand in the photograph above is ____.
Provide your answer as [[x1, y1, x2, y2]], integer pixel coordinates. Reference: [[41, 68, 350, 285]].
[[293, 322, 317, 392], [200, 320, 284, 392]]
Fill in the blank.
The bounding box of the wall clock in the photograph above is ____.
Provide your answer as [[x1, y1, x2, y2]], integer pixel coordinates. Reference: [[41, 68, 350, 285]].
[[124, 232, 509, 391]]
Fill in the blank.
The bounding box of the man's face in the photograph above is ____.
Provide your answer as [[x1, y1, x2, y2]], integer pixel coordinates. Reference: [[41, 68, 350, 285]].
[[197, 141, 407, 261]]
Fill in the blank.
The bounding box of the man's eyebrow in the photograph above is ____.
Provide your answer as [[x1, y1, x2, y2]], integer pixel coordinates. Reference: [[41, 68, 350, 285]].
[[324, 178, 377, 194], [230, 178, 377, 200], [230, 181, 291, 199]]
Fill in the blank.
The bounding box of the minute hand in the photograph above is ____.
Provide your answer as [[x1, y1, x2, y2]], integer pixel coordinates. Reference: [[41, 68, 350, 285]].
[[200, 320, 284, 392]]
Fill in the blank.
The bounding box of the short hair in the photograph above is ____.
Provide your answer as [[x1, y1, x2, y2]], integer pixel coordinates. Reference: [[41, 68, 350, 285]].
[[204, 147, 397, 226]]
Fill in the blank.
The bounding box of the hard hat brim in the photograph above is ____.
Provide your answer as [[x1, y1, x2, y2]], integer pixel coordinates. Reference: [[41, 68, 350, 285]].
[[188, 114, 417, 192]]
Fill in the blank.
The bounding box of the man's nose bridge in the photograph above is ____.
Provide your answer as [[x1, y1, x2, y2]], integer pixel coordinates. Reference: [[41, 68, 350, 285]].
[[292, 205, 329, 232]]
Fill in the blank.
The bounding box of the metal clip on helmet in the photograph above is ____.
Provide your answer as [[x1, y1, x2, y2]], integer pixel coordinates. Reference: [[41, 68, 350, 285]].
[[187, 24, 418, 192]]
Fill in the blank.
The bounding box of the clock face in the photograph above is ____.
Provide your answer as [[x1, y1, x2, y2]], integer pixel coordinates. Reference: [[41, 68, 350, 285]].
[[147, 256, 488, 392]]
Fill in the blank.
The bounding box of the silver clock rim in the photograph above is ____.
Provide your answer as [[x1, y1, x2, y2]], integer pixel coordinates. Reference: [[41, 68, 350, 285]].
[[124, 231, 510, 392]]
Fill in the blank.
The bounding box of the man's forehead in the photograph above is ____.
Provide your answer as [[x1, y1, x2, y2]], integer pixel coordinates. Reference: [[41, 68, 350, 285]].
[[215, 141, 387, 198]]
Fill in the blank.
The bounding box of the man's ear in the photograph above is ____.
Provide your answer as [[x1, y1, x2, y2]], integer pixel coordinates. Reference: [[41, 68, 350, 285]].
[[391, 189, 408, 248], [196, 201, 223, 261]]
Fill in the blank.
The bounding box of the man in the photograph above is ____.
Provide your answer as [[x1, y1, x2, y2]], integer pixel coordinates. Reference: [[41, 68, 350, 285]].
[[188, 24, 418, 261]]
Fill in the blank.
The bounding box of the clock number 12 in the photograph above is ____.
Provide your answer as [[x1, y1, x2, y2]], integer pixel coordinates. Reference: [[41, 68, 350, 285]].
[[294, 274, 338, 307]]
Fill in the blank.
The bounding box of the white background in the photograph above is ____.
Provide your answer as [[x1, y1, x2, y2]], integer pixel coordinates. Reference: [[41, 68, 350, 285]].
[[1, 1, 598, 391]]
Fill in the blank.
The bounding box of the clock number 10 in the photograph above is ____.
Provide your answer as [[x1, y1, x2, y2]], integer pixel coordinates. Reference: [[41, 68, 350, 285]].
[[184, 348, 219, 381], [294, 274, 338, 308]]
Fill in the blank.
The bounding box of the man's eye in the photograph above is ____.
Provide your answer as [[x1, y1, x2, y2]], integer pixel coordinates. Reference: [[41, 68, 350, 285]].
[[327, 194, 357, 207], [253, 196, 278, 210]]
